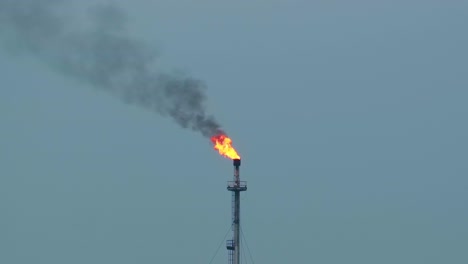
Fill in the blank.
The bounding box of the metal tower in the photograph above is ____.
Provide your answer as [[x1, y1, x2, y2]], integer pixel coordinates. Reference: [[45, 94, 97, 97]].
[[226, 158, 246, 264]]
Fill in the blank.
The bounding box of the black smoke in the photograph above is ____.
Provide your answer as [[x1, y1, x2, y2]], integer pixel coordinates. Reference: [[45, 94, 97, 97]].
[[0, 0, 224, 137]]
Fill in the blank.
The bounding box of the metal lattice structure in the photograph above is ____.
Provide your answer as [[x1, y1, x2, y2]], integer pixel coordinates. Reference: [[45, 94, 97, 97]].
[[226, 159, 246, 264]]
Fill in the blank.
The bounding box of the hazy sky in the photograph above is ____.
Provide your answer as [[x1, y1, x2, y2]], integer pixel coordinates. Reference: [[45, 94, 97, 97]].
[[1, 1, 467, 263]]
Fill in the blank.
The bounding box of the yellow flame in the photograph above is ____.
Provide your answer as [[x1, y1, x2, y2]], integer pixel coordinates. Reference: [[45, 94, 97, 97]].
[[211, 134, 240, 160]]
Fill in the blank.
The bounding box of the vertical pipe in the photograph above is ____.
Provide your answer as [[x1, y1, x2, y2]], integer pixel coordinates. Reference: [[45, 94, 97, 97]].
[[234, 190, 240, 264], [233, 159, 241, 264]]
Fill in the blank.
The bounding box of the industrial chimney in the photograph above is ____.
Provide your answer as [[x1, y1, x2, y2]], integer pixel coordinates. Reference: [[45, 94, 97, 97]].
[[226, 158, 247, 264]]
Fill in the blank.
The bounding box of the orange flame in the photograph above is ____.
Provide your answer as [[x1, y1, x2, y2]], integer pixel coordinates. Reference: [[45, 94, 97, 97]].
[[211, 134, 240, 160]]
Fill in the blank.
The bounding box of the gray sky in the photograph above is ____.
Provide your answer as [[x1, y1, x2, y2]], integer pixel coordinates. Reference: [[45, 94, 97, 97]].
[[1, 0, 467, 263]]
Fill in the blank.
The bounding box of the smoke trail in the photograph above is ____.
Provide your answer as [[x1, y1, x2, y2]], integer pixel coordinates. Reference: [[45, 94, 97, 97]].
[[0, 0, 224, 137]]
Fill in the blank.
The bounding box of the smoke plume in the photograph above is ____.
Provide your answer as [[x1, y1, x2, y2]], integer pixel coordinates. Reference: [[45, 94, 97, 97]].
[[0, 0, 224, 137]]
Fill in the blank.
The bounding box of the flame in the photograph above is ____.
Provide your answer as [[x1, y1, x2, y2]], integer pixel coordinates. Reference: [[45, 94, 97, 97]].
[[211, 134, 240, 160]]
